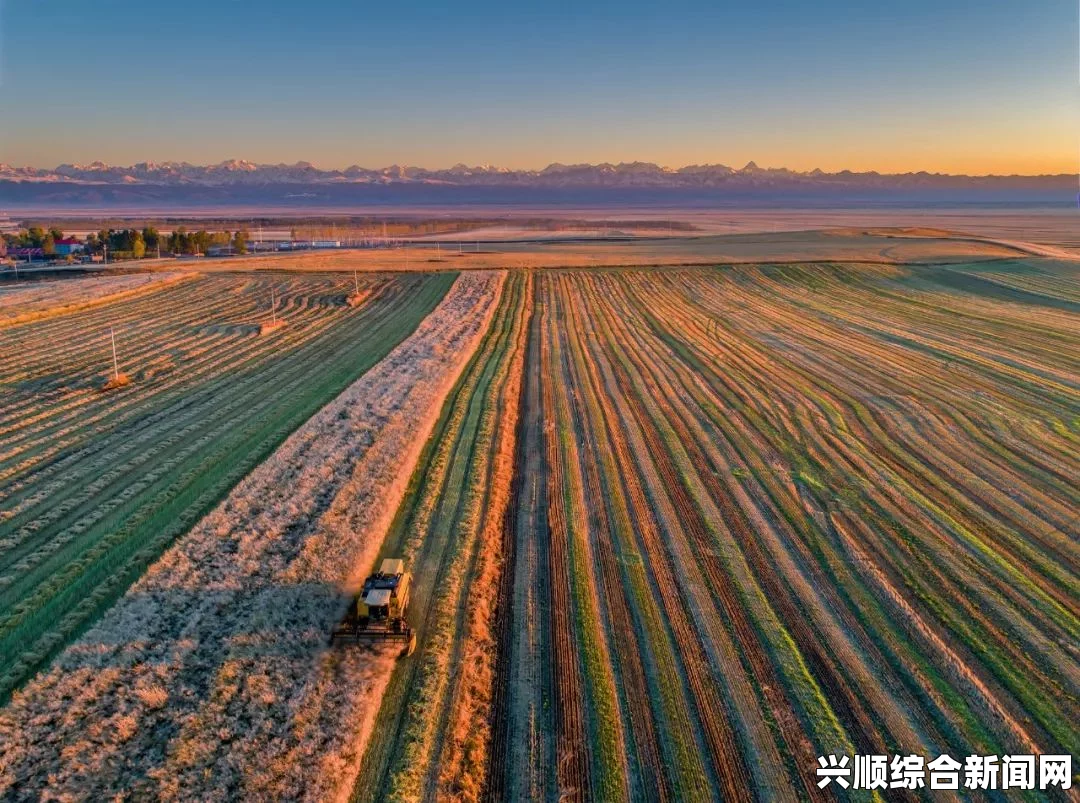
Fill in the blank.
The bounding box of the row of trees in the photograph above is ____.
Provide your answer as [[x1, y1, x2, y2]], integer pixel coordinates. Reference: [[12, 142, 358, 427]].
[[162, 227, 248, 256], [84, 229, 156, 259], [2, 227, 250, 260]]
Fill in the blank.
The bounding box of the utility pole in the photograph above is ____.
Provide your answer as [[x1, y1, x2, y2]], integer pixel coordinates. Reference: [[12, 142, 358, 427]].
[[353, 269, 360, 295], [103, 244, 108, 265], [271, 286, 277, 325], [110, 326, 120, 380]]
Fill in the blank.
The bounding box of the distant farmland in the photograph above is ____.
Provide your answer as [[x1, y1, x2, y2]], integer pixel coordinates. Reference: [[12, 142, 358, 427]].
[[0, 272, 453, 700]]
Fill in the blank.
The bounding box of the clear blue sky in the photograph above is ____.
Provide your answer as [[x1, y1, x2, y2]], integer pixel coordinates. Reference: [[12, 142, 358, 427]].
[[0, 0, 1075, 173]]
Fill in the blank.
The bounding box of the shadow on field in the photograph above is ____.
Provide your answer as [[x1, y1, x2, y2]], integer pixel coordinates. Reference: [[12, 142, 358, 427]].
[[914, 267, 1080, 313]]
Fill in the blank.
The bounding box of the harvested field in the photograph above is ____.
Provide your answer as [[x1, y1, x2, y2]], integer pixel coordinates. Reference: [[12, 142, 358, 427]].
[[0, 272, 191, 327], [490, 262, 1079, 800], [0, 271, 454, 701], [176, 229, 1030, 275], [0, 271, 503, 800]]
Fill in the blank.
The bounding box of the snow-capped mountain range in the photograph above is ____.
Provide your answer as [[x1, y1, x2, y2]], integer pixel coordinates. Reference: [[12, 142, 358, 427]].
[[0, 160, 1069, 188]]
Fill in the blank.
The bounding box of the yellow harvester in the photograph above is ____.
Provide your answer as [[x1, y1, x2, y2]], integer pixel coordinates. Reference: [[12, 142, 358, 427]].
[[331, 558, 416, 656]]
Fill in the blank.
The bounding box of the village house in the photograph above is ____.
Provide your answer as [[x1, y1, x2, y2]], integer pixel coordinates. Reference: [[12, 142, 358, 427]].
[[53, 238, 85, 256]]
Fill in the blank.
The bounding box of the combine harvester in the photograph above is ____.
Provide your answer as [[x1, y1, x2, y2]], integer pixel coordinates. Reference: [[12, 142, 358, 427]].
[[331, 558, 416, 656]]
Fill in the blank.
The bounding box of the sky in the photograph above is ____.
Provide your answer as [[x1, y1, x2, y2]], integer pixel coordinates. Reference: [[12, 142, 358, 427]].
[[0, 0, 1076, 174]]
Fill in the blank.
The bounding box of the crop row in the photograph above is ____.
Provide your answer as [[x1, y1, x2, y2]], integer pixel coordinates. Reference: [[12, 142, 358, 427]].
[[0, 272, 192, 327]]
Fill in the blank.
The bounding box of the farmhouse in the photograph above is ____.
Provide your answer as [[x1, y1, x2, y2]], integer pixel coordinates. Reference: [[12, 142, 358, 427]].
[[53, 238, 85, 256]]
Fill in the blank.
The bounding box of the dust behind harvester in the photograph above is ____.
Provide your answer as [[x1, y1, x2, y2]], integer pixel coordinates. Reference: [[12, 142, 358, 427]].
[[331, 558, 416, 656]]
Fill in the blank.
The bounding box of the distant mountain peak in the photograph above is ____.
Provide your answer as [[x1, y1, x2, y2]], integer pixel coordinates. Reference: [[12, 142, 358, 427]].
[[212, 159, 259, 171]]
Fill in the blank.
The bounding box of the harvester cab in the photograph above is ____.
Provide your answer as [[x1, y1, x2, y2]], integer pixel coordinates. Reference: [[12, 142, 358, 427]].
[[331, 558, 416, 656]]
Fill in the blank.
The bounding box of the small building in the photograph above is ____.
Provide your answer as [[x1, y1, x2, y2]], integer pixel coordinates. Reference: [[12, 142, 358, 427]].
[[53, 238, 85, 256], [10, 247, 44, 260]]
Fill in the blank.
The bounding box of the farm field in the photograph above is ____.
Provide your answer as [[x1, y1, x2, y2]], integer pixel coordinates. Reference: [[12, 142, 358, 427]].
[[0, 271, 454, 701], [485, 263, 1078, 800], [0, 272, 502, 800], [0, 257, 1076, 800], [178, 228, 1032, 275], [0, 272, 191, 326]]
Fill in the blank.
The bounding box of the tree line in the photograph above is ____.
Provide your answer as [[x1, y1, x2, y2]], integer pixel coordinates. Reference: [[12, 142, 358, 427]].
[[2, 227, 250, 260]]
